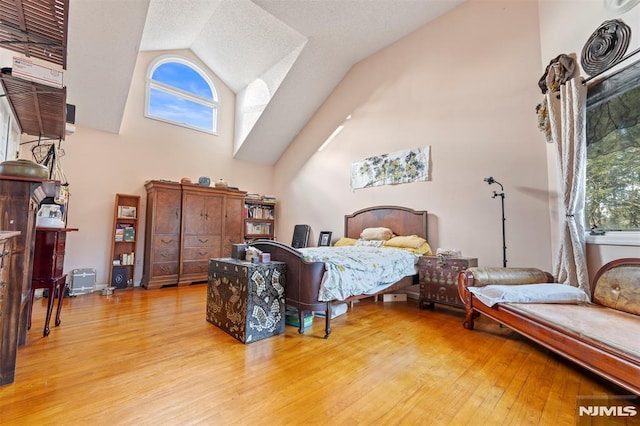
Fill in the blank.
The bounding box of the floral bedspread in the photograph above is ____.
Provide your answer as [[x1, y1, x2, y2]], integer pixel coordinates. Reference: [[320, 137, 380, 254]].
[[298, 246, 419, 302]]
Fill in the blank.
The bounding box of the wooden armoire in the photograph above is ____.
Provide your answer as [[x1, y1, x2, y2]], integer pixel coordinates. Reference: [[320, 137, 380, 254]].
[[142, 180, 246, 290]]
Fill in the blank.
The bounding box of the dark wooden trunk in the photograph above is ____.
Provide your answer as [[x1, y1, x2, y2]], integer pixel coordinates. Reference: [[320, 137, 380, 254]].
[[418, 255, 478, 309]]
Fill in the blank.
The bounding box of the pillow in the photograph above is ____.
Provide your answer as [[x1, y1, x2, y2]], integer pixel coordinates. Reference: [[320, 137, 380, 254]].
[[333, 237, 357, 247], [384, 235, 427, 249], [383, 235, 433, 255], [416, 242, 433, 255], [468, 283, 589, 308], [360, 227, 394, 241], [355, 239, 385, 247]]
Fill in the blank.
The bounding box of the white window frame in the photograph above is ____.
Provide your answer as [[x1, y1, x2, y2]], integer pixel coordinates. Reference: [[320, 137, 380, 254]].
[[0, 96, 20, 161], [145, 55, 219, 134], [583, 62, 640, 247], [585, 231, 640, 246]]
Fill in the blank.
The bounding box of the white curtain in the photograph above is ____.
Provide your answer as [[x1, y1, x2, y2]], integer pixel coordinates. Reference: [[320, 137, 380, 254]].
[[546, 77, 590, 296]]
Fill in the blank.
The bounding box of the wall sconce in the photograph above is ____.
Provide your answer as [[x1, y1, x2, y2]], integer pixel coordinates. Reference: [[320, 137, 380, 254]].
[[484, 176, 507, 267]]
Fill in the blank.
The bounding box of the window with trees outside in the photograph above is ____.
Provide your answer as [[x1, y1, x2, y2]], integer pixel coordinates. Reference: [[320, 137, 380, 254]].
[[146, 56, 218, 133], [585, 61, 640, 235]]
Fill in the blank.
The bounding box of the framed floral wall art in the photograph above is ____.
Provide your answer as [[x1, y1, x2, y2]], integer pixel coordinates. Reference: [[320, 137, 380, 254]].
[[350, 146, 430, 190]]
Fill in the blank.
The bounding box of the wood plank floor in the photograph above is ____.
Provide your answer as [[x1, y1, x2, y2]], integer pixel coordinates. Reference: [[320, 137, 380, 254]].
[[1, 285, 637, 425]]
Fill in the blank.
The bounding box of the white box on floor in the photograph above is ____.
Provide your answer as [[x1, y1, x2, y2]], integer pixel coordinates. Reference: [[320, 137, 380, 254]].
[[382, 293, 407, 302], [314, 302, 348, 319], [70, 268, 96, 295]]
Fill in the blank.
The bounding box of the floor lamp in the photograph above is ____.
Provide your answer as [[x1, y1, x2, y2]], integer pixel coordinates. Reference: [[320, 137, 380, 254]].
[[484, 177, 507, 267]]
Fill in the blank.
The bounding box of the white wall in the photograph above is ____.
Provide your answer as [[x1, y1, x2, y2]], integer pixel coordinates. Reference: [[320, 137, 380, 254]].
[[7, 0, 636, 287], [19, 49, 274, 287], [274, 1, 553, 270], [537, 1, 640, 279]]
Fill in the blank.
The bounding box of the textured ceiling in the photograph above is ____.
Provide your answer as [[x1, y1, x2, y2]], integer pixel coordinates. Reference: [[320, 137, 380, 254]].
[[25, 0, 466, 164]]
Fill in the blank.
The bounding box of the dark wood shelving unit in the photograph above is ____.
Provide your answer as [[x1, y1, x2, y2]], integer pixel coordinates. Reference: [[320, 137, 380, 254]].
[[108, 194, 140, 289], [243, 198, 276, 242]]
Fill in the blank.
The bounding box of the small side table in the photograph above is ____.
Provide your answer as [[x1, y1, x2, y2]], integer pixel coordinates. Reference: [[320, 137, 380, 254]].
[[417, 255, 478, 310], [28, 227, 78, 337], [207, 258, 286, 343]]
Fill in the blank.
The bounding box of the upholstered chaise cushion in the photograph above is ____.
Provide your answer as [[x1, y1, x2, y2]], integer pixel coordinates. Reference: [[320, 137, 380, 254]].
[[593, 264, 640, 316], [507, 303, 640, 359], [468, 283, 589, 307], [465, 267, 553, 287]]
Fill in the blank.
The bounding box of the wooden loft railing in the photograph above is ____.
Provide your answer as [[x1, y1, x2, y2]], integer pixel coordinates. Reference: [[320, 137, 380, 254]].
[[0, 73, 66, 140], [0, 0, 69, 69], [0, 0, 69, 140]]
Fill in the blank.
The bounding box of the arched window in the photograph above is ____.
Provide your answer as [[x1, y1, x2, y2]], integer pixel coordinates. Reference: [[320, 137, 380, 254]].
[[146, 56, 218, 134]]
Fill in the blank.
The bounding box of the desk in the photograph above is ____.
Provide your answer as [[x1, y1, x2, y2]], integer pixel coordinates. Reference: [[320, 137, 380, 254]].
[[29, 227, 78, 337]]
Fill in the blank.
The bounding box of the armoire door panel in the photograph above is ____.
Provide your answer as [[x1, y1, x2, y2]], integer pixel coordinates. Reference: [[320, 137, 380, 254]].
[[183, 194, 205, 236], [155, 190, 181, 234], [203, 196, 224, 236]]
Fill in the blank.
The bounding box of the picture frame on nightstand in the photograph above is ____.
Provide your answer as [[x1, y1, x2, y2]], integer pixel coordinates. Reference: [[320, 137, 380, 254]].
[[318, 231, 332, 247]]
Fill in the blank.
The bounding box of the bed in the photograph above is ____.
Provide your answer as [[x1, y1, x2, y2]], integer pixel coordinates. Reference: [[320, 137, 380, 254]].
[[251, 205, 429, 338]]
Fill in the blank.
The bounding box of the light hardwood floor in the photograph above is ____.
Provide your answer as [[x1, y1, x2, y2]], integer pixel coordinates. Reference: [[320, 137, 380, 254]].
[[0, 284, 637, 425]]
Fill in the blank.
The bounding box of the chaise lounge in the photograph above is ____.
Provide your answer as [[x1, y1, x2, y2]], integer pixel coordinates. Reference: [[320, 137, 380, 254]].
[[458, 258, 640, 396]]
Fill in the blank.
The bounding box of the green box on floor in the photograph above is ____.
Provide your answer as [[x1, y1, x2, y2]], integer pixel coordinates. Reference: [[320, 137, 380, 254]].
[[285, 307, 313, 328]]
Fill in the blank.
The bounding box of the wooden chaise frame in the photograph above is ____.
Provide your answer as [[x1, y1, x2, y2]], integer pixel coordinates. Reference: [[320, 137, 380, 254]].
[[457, 258, 640, 396], [252, 205, 428, 339]]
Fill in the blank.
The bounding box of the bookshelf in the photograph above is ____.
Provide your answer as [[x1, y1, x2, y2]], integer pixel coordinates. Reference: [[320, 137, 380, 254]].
[[109, 194, 140, 289], [244, 198, 275, 242]]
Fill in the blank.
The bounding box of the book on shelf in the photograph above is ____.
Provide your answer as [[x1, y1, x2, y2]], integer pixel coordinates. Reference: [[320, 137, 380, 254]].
[[246, 205, 274, 219], [119, 252, 135, 265], [245, 194, 277, 204], [123, 226, 135, 242], [245, 222, 272, 235], [115, 223, 135, 242]]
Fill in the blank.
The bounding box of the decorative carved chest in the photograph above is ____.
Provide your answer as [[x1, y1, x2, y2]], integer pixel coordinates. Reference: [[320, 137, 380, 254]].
[[417, 255, 478, 309], [207, 258, 286, 343]]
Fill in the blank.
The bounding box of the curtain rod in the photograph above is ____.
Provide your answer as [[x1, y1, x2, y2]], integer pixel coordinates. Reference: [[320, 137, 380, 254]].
[[583, 45, 640, 84]]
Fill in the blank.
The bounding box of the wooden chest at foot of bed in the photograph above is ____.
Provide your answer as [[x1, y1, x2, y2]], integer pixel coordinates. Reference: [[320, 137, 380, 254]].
[[417, 256, 478, 309], [207, 258, 286, 343]]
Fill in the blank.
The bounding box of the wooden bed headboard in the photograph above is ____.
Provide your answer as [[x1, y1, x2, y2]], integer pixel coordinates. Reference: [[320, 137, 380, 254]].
[[344, 205, 428, 241]]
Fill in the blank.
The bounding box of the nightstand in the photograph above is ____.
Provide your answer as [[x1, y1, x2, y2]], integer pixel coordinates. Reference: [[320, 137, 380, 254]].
[[417, 255, 478, 309]]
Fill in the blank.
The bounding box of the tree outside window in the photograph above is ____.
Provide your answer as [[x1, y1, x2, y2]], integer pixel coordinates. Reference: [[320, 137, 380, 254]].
[[586, 74, 640, 232]]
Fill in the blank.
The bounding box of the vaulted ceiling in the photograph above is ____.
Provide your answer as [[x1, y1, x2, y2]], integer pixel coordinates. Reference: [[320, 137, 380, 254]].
[[7, 0, 466, 164]]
